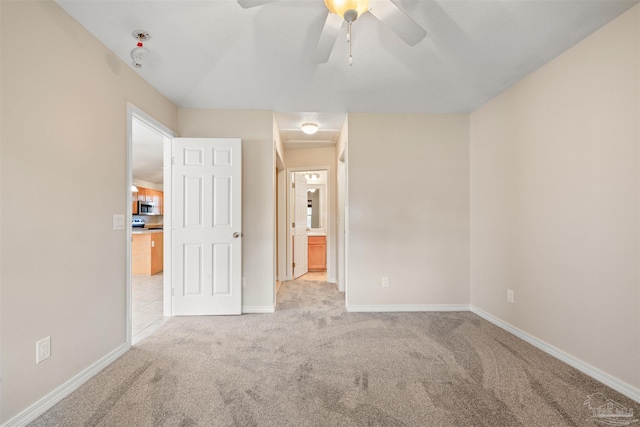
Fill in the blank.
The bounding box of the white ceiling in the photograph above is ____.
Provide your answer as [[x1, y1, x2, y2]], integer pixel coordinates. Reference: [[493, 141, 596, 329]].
[[57, 0, 638, 148], [132, 118, 164, 184]]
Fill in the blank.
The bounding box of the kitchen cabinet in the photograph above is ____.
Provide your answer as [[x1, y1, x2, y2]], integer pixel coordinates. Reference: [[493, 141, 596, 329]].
[[149, 189, 163, 214], [308, 235, 326, 271], [141, 188, 153, 202], [132, 190, 139, 214], [136, 187, 147, 202], [132, 187, 164, 215], [132, 231, 163, 275]]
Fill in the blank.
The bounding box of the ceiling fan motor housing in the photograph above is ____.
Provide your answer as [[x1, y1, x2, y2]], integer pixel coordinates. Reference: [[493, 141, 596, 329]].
[[343, 9, 358, 23], [324, 0, 369, 20]]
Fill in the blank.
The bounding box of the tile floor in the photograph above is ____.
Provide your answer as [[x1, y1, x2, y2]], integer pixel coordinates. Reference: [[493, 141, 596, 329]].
[[132, 273, 166, 344]]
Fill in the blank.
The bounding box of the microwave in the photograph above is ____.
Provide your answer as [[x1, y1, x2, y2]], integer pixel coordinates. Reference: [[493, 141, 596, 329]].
[[138, 201, 155, 214]]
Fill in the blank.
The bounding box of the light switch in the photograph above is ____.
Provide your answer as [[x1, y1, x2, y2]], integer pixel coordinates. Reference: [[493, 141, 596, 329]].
[[113, 214, 125, 230]]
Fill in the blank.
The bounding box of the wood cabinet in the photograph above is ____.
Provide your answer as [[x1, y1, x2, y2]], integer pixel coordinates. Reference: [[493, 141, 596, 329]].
[[132, 187, 164, 215], [132, 190, 139, 214], [132, 232, 163, 275], [136, 187, 148, 203], [149, 189, 163, 214], [308, 235, 326, 271]]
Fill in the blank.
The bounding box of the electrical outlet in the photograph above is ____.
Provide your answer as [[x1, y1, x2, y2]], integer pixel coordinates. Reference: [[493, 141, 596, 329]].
[[507, 289, 514, 304], [36, 336, 51, 364], [382, 276, 390, 288]]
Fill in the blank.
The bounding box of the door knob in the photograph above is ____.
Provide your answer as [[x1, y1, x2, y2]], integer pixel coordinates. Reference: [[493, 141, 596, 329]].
[[233, 232, 240, 238]]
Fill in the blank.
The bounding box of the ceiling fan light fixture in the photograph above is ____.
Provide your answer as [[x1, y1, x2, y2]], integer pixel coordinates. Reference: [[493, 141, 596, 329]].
[[301, 123, 319, 135], [323, 0, 369, 20]]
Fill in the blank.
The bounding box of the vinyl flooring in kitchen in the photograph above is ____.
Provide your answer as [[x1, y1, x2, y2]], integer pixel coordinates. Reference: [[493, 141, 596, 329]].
[[132, 273, 166, 344]]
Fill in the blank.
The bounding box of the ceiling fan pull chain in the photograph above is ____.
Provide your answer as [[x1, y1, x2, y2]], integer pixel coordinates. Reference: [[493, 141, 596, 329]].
[[348, 21, 353, 66]]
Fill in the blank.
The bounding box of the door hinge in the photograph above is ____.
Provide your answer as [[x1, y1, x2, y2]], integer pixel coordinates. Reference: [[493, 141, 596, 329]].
[[292, 182, 295, 189], [172, 156, 175, 165], [292, 222, 295, 228], [171, 288, 174, 296], [292, 262, 296, 268]]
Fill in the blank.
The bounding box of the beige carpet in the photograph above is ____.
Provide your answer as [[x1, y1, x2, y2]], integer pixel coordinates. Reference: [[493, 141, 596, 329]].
[[30, 279, 638, 426]]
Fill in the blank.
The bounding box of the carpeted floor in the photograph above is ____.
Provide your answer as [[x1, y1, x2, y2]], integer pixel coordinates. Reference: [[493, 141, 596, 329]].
[[30, 279, 638, 426]]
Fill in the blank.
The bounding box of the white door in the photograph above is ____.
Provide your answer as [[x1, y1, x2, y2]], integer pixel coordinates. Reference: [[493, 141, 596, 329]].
[[293, 173, 308, 278], [172, 138, 242, 315]]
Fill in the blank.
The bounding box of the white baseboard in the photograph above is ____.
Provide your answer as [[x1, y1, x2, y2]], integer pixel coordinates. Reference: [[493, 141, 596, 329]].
[[346, 304, 470, 312], [470, 306, 640, 404], [3, 342, 129, 427], [242, 305, 275, 314]]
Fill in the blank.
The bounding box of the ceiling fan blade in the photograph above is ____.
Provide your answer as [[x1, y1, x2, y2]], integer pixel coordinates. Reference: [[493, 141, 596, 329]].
[[368, 0, 427, 46], [237, 0, 282, 8], [314, 12, 344, 63]]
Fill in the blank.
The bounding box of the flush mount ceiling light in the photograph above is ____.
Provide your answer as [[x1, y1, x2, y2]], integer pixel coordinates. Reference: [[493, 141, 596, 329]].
[[301, 123, 319, 135], [131, 30, 151, 68], [238, 0, 426, 66]]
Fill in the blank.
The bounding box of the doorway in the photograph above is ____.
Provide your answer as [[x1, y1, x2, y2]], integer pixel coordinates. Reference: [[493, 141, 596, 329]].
[[127, 105, 175, 345], [286, 168, 331, 285]]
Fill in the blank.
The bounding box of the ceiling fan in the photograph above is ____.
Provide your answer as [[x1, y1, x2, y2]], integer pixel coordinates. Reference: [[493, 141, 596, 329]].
[[237, 0, 427, 65]]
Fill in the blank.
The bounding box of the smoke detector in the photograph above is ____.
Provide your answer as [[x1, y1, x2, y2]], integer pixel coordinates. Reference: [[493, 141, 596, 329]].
[[131, 30, 151, 68]]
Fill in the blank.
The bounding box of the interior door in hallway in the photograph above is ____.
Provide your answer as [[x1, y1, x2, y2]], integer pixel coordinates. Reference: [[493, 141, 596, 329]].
[[172, 138, 242, 315], [293, 172, 308, 278]]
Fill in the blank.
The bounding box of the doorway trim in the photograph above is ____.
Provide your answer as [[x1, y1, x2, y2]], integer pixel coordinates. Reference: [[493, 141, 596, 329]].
[[285, 165, 333, 282], [126, 103, 176, 346], [337, 149, 347, 293], [275, 150, 287, 286]]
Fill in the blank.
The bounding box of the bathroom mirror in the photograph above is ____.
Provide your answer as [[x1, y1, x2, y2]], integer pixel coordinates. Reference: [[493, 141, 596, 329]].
[[307, 184, 325, 234]]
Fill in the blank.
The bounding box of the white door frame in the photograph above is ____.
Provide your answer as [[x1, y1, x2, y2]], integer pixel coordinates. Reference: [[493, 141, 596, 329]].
[[337, 149, 347, 293], [126, 103, 176, 346], [285, 165, 332, 281], [276, 153, 287, 284]]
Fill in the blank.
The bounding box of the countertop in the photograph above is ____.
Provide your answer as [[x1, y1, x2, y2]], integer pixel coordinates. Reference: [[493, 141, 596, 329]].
[[132, 228, 164, 234]]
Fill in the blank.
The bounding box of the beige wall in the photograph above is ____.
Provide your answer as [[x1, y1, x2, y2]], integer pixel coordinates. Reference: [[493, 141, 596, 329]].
[[347, 113, 470, 308], [178, 109, 275, 310], [284, 146, 337, 168], [0, 1, 178, 423], [470, 5, 640, 389], [284, 147, 338, 282]]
